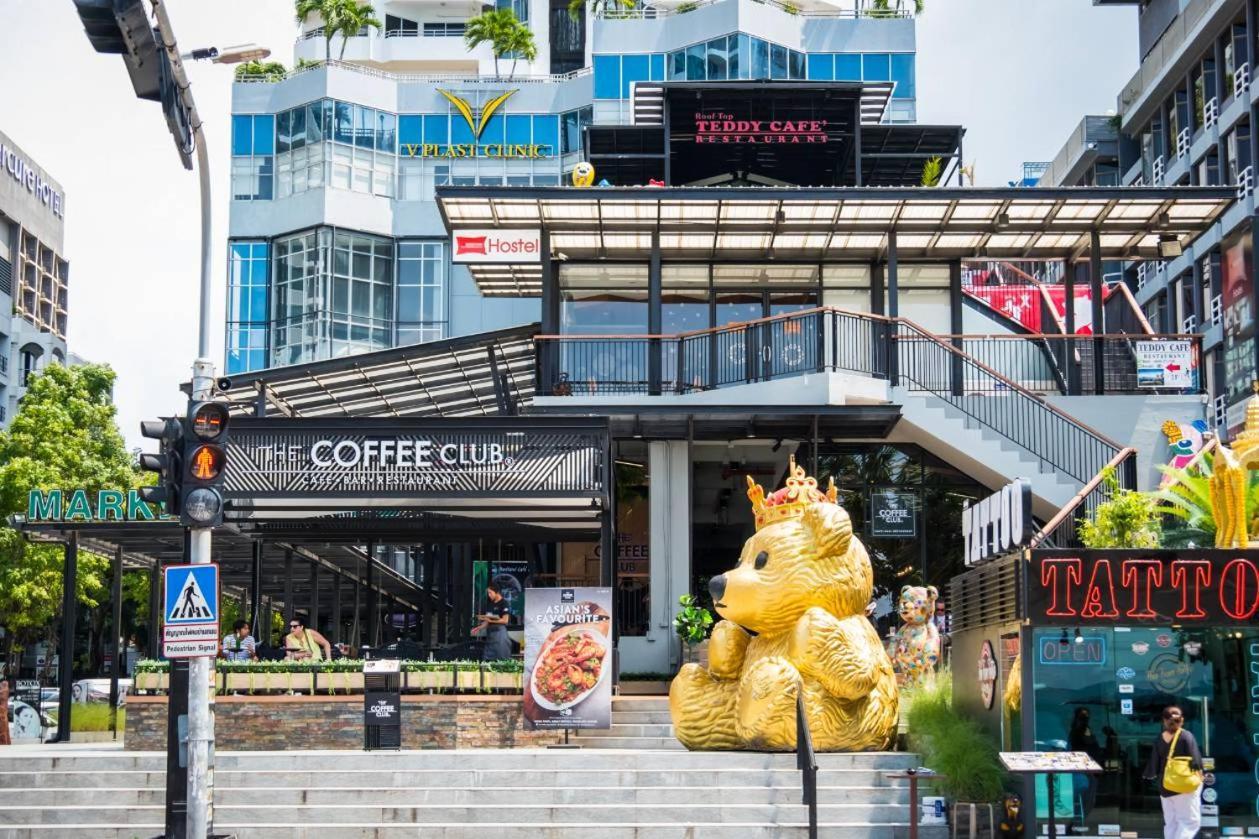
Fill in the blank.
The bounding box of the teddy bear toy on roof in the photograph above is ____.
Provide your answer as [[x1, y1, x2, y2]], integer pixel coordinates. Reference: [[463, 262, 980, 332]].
[[669, 456, 899, 752]]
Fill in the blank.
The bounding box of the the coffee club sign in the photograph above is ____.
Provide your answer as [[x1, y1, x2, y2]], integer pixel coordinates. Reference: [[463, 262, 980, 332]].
[[401, 89, 551, 160], [26, 489, 169, 522], [1029, 549, 1259, 625], [223, 423, 605, 498]]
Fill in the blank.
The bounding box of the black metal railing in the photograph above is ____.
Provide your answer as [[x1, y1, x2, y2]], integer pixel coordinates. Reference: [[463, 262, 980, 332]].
[[796, 692, 818, 839], [1031, 446, 1142, 548], [895, 321, 1121, 485]]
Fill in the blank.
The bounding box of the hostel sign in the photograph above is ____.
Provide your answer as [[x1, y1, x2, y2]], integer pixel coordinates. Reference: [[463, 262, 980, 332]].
[[1028, 549, 1259, 625]]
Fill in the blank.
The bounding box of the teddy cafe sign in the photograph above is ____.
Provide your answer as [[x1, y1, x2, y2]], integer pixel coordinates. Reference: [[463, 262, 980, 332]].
[[1028, 549, 1259, 625]]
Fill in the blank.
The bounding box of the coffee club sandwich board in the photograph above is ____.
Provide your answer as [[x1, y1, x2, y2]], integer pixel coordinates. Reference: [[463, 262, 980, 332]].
[[523, 587, 613, 730]]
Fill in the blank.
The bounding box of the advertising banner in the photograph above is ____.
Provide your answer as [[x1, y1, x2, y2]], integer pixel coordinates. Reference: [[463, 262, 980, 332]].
[[1028, 550, 1259, 626], [1221, 229, 1255, 433], [523, 587, 613, 730], [1134, 340, 1196, 389], [868, 488, 917, 538]]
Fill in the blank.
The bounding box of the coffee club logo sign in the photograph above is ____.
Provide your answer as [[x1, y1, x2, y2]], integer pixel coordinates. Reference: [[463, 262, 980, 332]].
[[693, 111, 828, 145], [1029, 550, 1259, 625], [400, 90, 550, 160]]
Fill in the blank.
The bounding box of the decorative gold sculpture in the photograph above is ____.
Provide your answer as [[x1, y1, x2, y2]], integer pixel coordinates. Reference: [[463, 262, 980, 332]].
[[669, 457, 899, 752], [1209, 392, 1259, 548], [1004, 653, 1022, 717]]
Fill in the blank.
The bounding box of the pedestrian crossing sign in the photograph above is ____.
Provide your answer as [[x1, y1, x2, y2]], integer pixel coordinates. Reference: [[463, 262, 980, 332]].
[[164, 564, 219, 626]]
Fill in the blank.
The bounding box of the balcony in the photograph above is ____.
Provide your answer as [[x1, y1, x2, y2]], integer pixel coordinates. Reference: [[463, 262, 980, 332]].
[[295, 25, 494, 72], [536, 308, 1203, 399], [240, 57, 591, 87]]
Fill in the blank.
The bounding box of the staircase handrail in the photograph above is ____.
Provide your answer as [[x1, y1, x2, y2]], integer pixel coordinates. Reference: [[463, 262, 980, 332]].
[[796, 692, 818, 839], [1107, 282, 1156, 335], [893, 316, 1124, 451], [1028, 447, 1139, 548]]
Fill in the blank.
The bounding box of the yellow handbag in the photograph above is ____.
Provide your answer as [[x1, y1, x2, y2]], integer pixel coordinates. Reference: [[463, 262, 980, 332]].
[[1163, 728, 1203, 794]]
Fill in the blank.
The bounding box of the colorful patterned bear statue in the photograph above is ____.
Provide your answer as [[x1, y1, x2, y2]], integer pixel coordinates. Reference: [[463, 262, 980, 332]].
[[891, 584, 940, 686]]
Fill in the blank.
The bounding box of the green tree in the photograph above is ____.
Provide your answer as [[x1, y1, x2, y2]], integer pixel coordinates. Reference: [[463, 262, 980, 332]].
[[920, 155, 943, 187], [566, 0, 636, 21], [464, 9, 535, 78], [869, 0, 925, 17], [295, 0, 338, 61], [333, 1, 382, 60], [0, 364, 146, 674], [1078, 468, 1162, 549], [233, 60, 287, 81]]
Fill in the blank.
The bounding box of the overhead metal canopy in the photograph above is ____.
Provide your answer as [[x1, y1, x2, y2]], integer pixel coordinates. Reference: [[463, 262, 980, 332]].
[[436, 185, 1234, 296], [220, 324, 537, 419]]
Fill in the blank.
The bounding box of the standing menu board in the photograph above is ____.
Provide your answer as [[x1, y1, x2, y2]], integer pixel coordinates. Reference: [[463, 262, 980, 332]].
[[523, 587, 613, 730]]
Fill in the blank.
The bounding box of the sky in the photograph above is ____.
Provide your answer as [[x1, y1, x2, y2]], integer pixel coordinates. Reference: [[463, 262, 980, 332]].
[[0, 0, 1138, 451]]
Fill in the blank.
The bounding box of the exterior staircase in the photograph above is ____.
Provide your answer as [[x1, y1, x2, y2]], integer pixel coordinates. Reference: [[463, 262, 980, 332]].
[[571, 695, 681, 749], [0, 743, 943, 838]]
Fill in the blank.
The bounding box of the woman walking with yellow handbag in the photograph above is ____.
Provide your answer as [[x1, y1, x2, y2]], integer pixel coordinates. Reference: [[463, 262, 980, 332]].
[[1143, 705, 1204, 839]]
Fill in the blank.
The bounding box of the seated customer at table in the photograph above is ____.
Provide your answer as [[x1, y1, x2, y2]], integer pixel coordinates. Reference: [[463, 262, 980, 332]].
[[285, 617, 332, 662], [221, 620, 257, 661]]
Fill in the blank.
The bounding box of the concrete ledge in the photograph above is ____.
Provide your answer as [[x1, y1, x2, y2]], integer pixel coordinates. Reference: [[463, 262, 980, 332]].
[[124, 695, 564, 751]]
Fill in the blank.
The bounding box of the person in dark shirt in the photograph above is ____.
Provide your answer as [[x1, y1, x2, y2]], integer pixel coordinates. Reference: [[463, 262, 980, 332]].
[[1143, 705, 1203, 839], [1069, 708, 1103, 814], [473, 581, 512, 660]]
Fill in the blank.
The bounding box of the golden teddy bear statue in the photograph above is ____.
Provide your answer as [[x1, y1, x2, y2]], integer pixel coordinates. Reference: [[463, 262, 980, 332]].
[[669, 457, 899, 751]]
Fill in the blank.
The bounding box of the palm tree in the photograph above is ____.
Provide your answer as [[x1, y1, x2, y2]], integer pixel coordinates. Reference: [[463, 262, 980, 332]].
[[295, 0, 337, 61], [465, 9, 528, 78], [868, 0, 925, 17], [334, 1, 383, 60], [566, 0, 637, 22], [504, 23, 538, 79]]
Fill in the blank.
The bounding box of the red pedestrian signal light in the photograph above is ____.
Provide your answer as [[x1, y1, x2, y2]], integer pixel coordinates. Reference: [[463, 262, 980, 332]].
[[188, 445, 225, 481]]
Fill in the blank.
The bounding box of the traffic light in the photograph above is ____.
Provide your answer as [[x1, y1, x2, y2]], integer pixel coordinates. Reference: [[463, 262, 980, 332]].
[[72, 0, 193, 169], [138, 417, 183, 517], [180, 401, 230, 528]]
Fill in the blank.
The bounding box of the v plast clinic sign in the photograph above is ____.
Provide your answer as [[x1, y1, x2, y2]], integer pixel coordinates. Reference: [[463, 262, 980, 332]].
[[451, 229, 541, 263]]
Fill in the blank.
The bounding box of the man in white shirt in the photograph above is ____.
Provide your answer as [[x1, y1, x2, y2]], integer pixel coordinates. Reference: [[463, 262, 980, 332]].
[[221, 620, 257, 662]]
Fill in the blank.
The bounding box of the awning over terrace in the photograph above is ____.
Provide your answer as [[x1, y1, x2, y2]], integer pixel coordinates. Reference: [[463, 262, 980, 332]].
[[435, 185, 1235, 296]]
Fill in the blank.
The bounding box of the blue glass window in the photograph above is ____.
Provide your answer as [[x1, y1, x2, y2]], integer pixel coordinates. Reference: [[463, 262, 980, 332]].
[[276, 111, 292, 154], [355, 105, 375, 149], [650, 53, 665, 81], [225, 240, 269, 374], [232, 115, 253, 156], [622, 54, 650, 98], [834, 54, 861, 80], [807, 53, 833, 80], [507, 115, 533, 146], [399, 115, 422, 147], [334, 102, 354, 144], [728, 35, 741, 79], [789, 49, 805, 79], [752, 38, 769, 79], [480, 112, 505, 144], [891, 53, 915, 99], [451, 110, 475, 145], [424, 115, 449, 145], [707, 38, 728, 81], [686, 43, 706, 80], [252, 116, 274, 154], [770, 44, 788, 79], [290, 106, 307, 150], [594, 54, 621, 99], [377, 111, 396, 151], [533, 115, 559, 153], [863, 53, 891, 82], [669, 50, 685, 80], [307, 101, 324, 144]]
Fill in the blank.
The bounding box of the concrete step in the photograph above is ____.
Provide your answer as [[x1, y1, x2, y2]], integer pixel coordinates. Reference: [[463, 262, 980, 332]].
[[0, 802, 928, 826], [0, 784, 910, 807], [572, 723, 675, 738], [0, 766, 912, 790], [562, 737, 686, 750], [612, 698, 669, 711], [0, 824, 950, 839], [606, 711, 674, 725]]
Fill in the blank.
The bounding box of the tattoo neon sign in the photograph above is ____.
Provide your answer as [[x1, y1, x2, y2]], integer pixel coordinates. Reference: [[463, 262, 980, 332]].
[[1029, 551, 1259, 624]]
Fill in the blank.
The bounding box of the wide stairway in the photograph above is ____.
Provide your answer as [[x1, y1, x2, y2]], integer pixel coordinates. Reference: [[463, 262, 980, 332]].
[[0, 743, 939, 838], [571, 695, 681, 749]]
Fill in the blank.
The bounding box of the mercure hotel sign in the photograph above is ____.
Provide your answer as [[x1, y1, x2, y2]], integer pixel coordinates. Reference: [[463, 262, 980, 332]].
[[1, 140, 64, 218]]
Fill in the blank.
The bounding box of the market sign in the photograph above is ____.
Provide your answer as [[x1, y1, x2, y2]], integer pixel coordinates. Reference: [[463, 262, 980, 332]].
[[523, 587, 613, 730], [26, 489, 167, 522], [451, 229, 541, 263], [1028, 549, 1259, 625], [962, 479, 1032, 566], [1135, 340, 1196, 389], [222, 420, 605, 500], [868, 488, 916, 538]]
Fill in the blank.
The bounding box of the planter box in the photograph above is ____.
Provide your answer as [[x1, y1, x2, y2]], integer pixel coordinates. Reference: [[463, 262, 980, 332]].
[[484, 671, 522, 692], [619, 680, 670, 695], [133, 672, 168, 694], [221, 672, 314, 694], [455, 669, 481, 692], [315, 671, 365, 694], [406, 669, 446, 692]]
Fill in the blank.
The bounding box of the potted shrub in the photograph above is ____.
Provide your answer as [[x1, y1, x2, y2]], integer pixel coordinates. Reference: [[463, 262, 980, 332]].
[[673, 594, 714, 666]]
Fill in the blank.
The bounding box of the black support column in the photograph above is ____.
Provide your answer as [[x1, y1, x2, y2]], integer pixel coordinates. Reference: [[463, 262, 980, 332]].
[[886, 232, 900, 385], [1065, 263, 1079, 394], [147, 560, 162, 659], [1090, 231, 1106, 395], [109, 545, 123, 737], [539, 228, 558, 393], [366, 541, 378, 651], [249, 541, 263, 634], [421, 546, 435, 648], [648, 229, 662, 395], [55, 534, 78, 742], [283, 550, 294, 625], [948, 260, 964, 397], [309, 561, 320, 635], [332, 571, 342, 645]]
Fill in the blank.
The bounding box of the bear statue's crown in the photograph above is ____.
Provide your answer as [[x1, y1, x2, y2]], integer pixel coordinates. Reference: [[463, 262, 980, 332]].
[[746, 455, 838, 531]]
